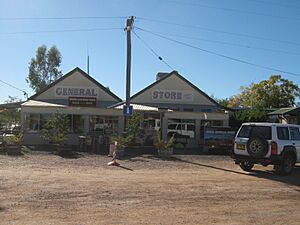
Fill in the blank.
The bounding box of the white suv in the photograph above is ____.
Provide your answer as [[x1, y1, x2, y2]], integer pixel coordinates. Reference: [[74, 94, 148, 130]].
[[232, 122, 300, 175], [167, 123, 195, 138]]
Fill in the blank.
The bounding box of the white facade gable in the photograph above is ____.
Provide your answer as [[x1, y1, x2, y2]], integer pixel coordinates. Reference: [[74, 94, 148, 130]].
[[34, 69, 118, 102], [131, 73, 216, 106]]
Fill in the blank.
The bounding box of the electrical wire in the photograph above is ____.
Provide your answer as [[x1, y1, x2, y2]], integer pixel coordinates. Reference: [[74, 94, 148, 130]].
[[135, 27, 300, 77], [245, 0, 300, 10], [134, 29, 300, 56], [165, 0, 300, 21], [0, 27, 123, 35], [138, 17, 300, 46], [0, 79, 28, 97], [132, 30, 174, 70], [0, 16, 127, 21]]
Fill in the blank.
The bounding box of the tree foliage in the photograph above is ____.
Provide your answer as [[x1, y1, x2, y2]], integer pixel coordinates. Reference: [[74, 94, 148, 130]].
[[26, 45, 62, 93], [125, 113, 144, 145], [40, 113, 69, 145], [228, 75, 300, 125], [0, 96, 22, 126], [228, 75, 300, 109]]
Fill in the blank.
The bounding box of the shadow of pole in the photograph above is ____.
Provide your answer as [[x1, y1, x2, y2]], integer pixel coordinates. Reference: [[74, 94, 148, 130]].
[[173, 157, 300, 187], [116, 165, 134, 172]]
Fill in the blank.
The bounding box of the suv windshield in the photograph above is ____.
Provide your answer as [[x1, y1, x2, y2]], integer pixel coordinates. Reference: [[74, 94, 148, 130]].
[[237, 125, 271, 140]]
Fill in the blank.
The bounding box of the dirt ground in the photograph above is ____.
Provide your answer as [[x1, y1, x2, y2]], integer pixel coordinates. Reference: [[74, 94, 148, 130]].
[[0, 151, 299, 225]]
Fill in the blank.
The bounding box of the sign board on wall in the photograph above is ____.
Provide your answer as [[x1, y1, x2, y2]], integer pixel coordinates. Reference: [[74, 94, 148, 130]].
[[55, 86, 98, 98], [123, 105, 133, 116], [69, 97, 96, 107], [152, 90, 194, 102]]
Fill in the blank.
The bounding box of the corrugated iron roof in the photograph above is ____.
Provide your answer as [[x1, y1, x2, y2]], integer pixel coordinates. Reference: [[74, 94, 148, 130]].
[[114, 103, 165, 111], [21, 100, 66, 108], [268, 107, 299, 115]]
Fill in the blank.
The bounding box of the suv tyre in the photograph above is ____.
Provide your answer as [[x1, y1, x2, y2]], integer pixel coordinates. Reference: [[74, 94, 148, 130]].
[[274, 153, 296, 175], [247, 136, 268, 158], [240, 161, 254, 172]]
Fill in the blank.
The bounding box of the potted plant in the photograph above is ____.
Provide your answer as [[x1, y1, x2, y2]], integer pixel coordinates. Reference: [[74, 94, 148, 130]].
[[2, 133, 23, 155], [155, 132, 175, 157]]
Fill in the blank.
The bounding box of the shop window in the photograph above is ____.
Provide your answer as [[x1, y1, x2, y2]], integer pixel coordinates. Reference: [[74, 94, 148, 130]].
[[104, 116, 119, 135], [143, 113, 160, 130], [167, 119, 195, 138], [89, 116, 104, 132], [201, 109, 212, 112], [73, 115, 84, 134], [187, 124, 195, 131], [40, 114, 51, 130], [183, 108, 194, 112], [24, 113, 40, 131], [89, 116, 118, 135], [202, 120, 223, 127]]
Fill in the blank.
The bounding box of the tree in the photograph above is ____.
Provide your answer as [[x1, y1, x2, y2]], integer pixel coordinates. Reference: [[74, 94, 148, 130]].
[[125, 113, 144, 145], [228, 75, 300, 109], [26, 45, 62, 93], [228, 75, 300, 124], [211, 95, 230, 107], [0, 96, 22, 127], [40, 113, 69, 145]]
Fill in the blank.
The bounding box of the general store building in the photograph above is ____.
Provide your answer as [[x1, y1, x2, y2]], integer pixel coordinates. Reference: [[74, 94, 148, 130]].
[[21, 67, 229, 150]]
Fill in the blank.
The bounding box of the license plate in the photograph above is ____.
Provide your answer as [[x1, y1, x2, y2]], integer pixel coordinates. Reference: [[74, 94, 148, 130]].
[[236, 143, 245, 150]]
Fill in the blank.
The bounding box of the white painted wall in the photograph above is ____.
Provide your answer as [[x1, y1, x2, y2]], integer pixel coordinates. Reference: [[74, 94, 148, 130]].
[[35, 70, 117, 102], [132, 75, 215, 106]]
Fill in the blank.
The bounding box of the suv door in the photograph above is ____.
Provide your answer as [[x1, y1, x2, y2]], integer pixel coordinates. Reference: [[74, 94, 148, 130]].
[[289, 127, 300, 162]]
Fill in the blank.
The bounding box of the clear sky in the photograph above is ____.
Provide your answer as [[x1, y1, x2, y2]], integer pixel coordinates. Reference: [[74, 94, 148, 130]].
[[0, 0, 300, 104]]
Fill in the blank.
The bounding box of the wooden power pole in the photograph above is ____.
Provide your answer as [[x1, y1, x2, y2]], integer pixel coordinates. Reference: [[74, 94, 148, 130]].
[[125, 16, 134, 108], [123, 16, 135, 130]]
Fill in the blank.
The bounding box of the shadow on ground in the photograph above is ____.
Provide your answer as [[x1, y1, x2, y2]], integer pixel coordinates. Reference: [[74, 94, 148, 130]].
[[53, 150, 85, 159], [143, 155, 300, 187]]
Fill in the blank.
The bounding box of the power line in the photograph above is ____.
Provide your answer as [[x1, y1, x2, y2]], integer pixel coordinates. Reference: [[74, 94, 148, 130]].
[[134, 29, 300, 56], [0, 16, 126, 21], [245, 0, 300, 10], [0, 79, 28, 98], [138, 17, 300, 47], [132, 30, 174, 70], [0, 27, 123, 35], [135, 27, 300, 78], [165, 0, 300, 22]]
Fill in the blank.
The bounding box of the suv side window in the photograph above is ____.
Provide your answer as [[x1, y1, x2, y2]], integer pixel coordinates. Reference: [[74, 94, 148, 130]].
[[277, 127, 290, 140], [251, 126, 271, 139], [289, 127, 300, 140], [237, 125, 271, 140]]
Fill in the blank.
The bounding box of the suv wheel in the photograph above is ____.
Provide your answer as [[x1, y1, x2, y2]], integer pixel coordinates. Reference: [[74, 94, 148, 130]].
[[247, 137, 268, 158], [274, 154, 296, 176], [240, 161, 254, 172]]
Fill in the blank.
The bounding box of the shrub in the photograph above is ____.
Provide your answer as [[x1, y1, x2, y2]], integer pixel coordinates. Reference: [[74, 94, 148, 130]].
[[155, 131, 175, 151], [40, 113, 69, 146]]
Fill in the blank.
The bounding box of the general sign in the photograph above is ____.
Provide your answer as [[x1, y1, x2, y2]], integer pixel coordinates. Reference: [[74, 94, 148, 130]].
[[55, 86, 98, 98], [152, 90, 194, 102]]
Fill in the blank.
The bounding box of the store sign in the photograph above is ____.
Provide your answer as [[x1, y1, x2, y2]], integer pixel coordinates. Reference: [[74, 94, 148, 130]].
[[69, 97, 97, 107], [55, 86, 98, 98], [152, 90, 194, 102]]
